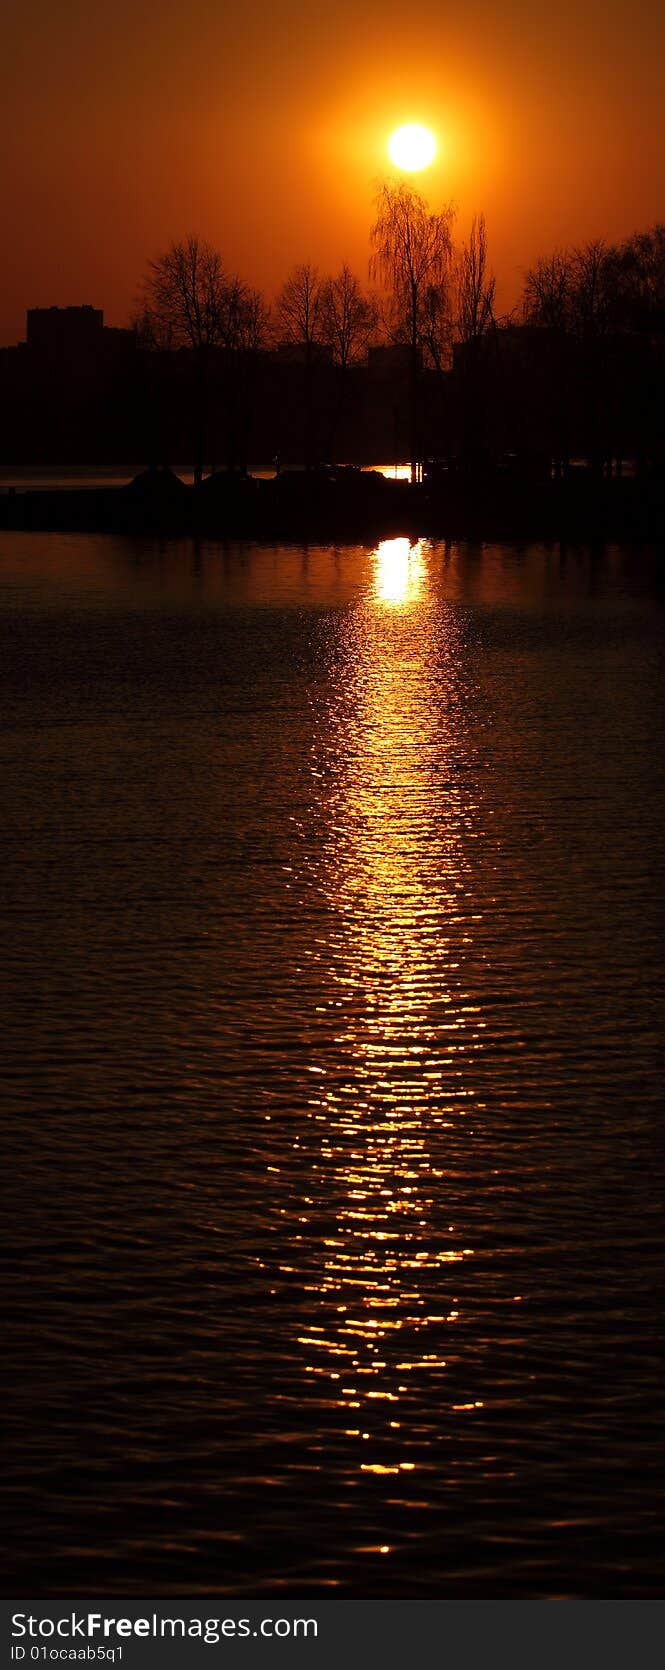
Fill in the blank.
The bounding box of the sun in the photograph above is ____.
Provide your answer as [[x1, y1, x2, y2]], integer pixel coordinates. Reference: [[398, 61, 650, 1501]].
[[388, 124, 437, 172]]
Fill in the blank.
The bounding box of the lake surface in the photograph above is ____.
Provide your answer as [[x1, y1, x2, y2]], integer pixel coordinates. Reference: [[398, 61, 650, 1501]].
[[2, 532, 663, 1597]]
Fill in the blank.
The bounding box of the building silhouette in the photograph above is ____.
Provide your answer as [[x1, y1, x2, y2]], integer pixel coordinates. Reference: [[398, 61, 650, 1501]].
[[26, 305, 104, 358]]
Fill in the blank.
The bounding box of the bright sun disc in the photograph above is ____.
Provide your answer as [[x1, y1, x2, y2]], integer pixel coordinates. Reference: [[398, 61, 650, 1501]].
[[388, 124, 437, 172]]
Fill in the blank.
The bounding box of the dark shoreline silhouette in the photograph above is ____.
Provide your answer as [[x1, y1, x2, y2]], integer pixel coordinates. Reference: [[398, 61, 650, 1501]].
[[0, 463, 662, 543]]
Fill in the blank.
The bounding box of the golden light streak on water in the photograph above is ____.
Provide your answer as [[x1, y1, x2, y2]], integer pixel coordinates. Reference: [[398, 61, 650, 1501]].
[[291, 536, 487, 1476], [373, 536, 427, 606], [4, 533, 663, 1596]]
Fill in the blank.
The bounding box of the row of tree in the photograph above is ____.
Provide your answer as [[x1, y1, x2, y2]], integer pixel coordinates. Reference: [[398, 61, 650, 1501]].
[[134, 187, 664, 480], [136, 193, 496, 369], [136, 187, 499, 479], [523, 226, 665, 339]]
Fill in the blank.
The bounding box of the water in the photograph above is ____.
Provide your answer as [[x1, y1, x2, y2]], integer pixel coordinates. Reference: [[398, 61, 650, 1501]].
[[2, 532, 663, 1597]]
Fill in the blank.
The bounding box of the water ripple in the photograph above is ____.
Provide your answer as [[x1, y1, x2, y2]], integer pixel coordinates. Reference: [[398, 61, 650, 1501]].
[[1, 533, 663, 1595]]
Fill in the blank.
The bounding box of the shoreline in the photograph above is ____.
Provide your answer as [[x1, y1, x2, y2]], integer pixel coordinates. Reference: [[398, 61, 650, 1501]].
[[0, 467, 662, 543]]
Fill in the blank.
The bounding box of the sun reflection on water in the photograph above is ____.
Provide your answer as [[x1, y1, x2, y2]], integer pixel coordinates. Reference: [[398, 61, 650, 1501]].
[[290, 538, 486, 1484], [374, 536, 427, 606]]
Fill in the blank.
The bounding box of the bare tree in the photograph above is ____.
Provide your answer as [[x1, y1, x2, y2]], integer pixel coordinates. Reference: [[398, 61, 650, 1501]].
[[142, 235, 231, 485], [276, 263, 324, 467], [231, 287, 271, 354], [276, 263, 323, 355], [370, 182, 455, 355], [141, 236, 269, 481], [144, 235, 230, 353], [521, 241, 617, 472], [569, 240, 616, 473], [456, 214, 496, 346], [570, 240, 609, 339], [320, 265, 377, 371], [454, 215, 497, 464], [420, 280, 453, 376], [523, 227, 665, 339], [215, 282, 271, 474], [522, 251, 572, 331], [370, 181, 455, 475], [318, 265, 378, 457], [617, 223, 665, 330]]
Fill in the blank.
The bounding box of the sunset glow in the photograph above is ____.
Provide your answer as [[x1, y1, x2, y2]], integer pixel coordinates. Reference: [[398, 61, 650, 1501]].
[[0, 2, 664, 340], [2, 0, 663, 1619]]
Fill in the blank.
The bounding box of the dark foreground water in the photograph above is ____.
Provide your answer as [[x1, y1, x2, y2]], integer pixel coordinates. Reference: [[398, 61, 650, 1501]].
[[2, 533, 664, 1597]]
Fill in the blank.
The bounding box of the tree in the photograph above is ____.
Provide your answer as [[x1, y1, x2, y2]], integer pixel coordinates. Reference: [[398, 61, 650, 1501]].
[[454, 215, 497, 461], [320, 264, 377, 372], [214, 282, 271, 473], [523, 226, 665, 340], [570, 240, 610, 339], [233, 286, 271, 354], [144, 234, 230, 351], [370, 181, 455, 476], [419, 280, 453, 377], [521, 240, 625, 472], [276, 263, 324, 467], [319, 265, 378, 456], [456, 214, 496, 347], [142, 235, 231, 485], [522, 250, 572, 331], [276, 262, 322, 355], [604, 224, 665, 335]]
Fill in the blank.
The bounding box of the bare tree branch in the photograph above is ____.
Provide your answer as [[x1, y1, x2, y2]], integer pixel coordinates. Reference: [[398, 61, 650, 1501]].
[[320, 265, 378, 370], [276, 263, 323, 351], [370, 182, 455, 357], [456, 214, 496, 346]]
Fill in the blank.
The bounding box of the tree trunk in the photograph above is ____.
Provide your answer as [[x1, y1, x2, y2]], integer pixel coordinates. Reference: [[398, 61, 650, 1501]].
[[304, 343, 314, 471], [194, 352, 208, 489], [410, 296, 419, 483]]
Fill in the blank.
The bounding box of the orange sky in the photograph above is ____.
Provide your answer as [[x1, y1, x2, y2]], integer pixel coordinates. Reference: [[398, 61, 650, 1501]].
[[2, 0, 664, 343]]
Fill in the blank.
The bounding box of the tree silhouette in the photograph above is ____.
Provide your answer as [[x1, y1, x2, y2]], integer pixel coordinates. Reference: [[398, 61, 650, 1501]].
[[215, 282, 271, 473], [520, 234, 660, 472], [320, 265, 377, 372], [419, 280, 453, 376], [522, 251, 572, 331], [456, 215, 496, 345], [276, 263, 324, 468], [144, 236, 230, 348], [142, 235, 236, 485], [230, 285, 271, 353], [319, 265, 378, 456], [276, 262, 322, 351], [570, 241, 610, 338], [455, 214, 497, 462], [370, 182, 455, 476], [613, 224, 665, 333]]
